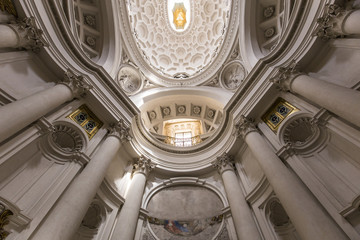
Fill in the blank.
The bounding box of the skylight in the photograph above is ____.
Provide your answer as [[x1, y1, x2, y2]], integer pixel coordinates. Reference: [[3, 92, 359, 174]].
[[167, 0, 191, 32]]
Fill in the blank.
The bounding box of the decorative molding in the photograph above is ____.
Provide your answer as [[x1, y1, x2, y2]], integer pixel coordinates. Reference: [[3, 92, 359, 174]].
[[219, 60, 247, 91], [38, 121, 90, 165], [314, 4, 353, 40], [108, 119, 132, 142], [67, 105, 103, 140], [36, 117, 55, 135], [0, 197, 31, 238], [8, 17, 48, 53], [270, 61, 302, 92], [278, 112, 328, 156], [117, 64, 144, 95], [262, 98, 299, 132], [118, 0, 239, 86], [235, 115, 258, 139], [52, 124, 84, 152], [211, 152, 234, 174], [0, 203, 13, 240], [59, 69, 93, 98], [132, 156, 155, 176]]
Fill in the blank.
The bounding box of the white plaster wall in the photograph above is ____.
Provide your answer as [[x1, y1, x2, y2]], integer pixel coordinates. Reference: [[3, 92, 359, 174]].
[[0, 51, 56, 100], [306, 39, 360, 89]]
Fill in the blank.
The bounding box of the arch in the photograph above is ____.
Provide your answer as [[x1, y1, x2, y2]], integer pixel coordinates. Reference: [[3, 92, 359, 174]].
[[142, 177, 229, 240]]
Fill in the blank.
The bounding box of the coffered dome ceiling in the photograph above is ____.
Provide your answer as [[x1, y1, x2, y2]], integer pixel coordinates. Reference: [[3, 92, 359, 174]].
[[120, 0, 239, 86]]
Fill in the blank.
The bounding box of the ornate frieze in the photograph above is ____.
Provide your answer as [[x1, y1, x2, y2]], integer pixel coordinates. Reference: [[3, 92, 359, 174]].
[[108, 119, 132, 142], [211, 152, 234, 174], [270, 61, 302, 92], [235, 115, 258, 139], [133, 156, 155, 176], [60, 69, 92, 98], [315, 4, 352, 40], [8, 17, 48, 52]]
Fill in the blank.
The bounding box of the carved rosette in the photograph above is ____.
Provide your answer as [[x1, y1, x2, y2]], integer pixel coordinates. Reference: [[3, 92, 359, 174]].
[[8, 16, 48, 52], [108, 119, 132, 142], [211, 152, 234, 174], [133, 156, 155, 176], [270, 61, 302, 92], [59, 69, 92, 98], [315, 4, 353, 40], [235, 115, 258, 139]]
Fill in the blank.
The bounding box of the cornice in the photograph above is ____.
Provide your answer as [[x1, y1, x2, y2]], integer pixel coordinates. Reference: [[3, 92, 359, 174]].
[[28, 0, 139, 121]]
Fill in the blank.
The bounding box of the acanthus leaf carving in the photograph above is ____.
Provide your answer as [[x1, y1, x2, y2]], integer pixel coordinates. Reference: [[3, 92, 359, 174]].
[[211, 152, 234, 174], [9, 16, 49, 53], [270, 61, 301, 92], [60, 69, 93, 98], [314, 4, 353, 40], [133, 156, 155, 176], [108, 119, 132, 142], [235, 115, 258, 139]]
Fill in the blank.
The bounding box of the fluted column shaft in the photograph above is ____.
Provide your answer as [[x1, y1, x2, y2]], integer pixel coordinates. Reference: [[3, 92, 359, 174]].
[[316, 4, 360, 39], [237, 117, 348, 240], [271, 64, 360, 127], [0, 84, 72, 142], [0, 70, 91, 143], [111, 157, 154, 240], [342, 10, 360, 35], [31, 121, 130, 240], [0, 24, 19, 48], [213, 153, 262, 240], [0, 17, 47, 51], [291, 74, 360, 126]]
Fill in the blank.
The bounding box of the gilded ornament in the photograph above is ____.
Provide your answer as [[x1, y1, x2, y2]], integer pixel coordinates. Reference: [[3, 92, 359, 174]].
[[0, 203, 13, 240], [0, 0, 17, 17]]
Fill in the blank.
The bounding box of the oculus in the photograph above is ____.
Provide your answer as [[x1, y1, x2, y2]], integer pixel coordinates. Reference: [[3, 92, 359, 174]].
[[168, 0, 190, 32]]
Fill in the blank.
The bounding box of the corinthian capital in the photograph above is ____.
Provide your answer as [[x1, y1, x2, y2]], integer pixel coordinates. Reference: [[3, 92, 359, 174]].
[[235, 115, 258, 139], [108, 119, 132, 142], [133, 156, 155, 176], [270, 61, 301, 92], [211, 152, 234, 174], [59, 69, 92, 97], [315, 4, 353, 40], [9, 16, 48, 52]]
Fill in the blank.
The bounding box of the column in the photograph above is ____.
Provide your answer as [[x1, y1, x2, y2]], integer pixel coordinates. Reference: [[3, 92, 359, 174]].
[[236, 116, 348, 240], [0, 16, 48, 52], [212, 153, 262, 240], [31, 120, 131, 240], [111, 157, 155, 240], [315, 4, 360, 40], [0, 69, 92, 143], [271, 62, 360, 127]]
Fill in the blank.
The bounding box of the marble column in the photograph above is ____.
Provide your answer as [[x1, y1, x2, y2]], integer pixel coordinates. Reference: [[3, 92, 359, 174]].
[[111, 156, 155, 240], [316, 4, 360, 40], [0, 16, 48, 52], [0, 69, 92, 143], [212, 153, 262, 240], [31, 120, 131, 240], [271, 63, 360, 127], [236, 116, 348, 240]]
